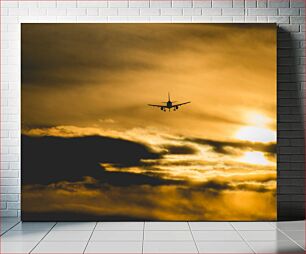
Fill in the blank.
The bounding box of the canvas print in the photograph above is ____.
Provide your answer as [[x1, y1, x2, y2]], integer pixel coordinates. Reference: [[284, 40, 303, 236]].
[[22, 24, 276, 221]]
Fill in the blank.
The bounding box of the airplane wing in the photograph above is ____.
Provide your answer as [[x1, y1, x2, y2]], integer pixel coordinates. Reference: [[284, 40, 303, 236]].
[[148, 104, 165, 108], [172, 101, 191, 107]]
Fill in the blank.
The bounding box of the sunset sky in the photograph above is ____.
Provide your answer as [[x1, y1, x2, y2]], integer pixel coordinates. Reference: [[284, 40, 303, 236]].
[[22, 24, 276, 221]]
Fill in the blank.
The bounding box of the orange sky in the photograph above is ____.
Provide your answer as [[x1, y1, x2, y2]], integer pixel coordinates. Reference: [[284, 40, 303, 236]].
[[22, 24, 277, 220]]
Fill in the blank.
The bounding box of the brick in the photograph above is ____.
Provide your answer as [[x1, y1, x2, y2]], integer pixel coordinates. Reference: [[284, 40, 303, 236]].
[[99, 8, 118, 16], [291, 139, 305, 146], [192, 16, 212, 22], [202, 8, 222, 15], [1, 1, 18, 8], [77, 1, 107, 7], [257, 0, 267, 7], [172, 0, 192, 7], [278, 178, 305, 185], [0, 170, 19, 178], [149, 16, 172, 22], [248, 8, 278, 15], [212, 0, 233, 7], [57, 1, 77, 8], [278, 170, 305, 178], [47, 8, 67, 16], [129, 0, 149, 7], [279, 147, 304, 154], [233, 16, 245, 22], [183, 8, 202, 15], [233, 0, 244, 7], [279, 8, 300, 15], [118, 8, 140, 16], [290, 16, 305, 24], [38, 1, 56, 8], [161, 8, 183, 16], [150, 0, 172, 7], [1, 202, 7, 210], [9, 8, 29, 16], [29, 8, 48, 16], [140, 8, 160, 16], [172, 16, 192, 22], [268, 0, 290, 7], [108, 0, 129, 7], [245, 0, 256, 7], [290, 0, 305, 7], [222, 8, 245, 15], [278, 24, 300, 32], [278, 186, 304, 194], [193, 0, 211, 7], [212, 16, 233, 22], [7, 202, 20, 210], [0, 186, 20, 194], [269, 16, 290, 23], [257, 16, 268, 22], [86, 8, 99, 16], [0, 194, 18, 202], [278, 195, 305, 202], [0, 210, 18, 217], [0, 178, 19, 186], [67, 8, 87, 16]]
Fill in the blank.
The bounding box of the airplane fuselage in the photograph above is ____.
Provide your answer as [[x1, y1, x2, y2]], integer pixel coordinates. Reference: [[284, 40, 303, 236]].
[[167, 101, 172, 108]]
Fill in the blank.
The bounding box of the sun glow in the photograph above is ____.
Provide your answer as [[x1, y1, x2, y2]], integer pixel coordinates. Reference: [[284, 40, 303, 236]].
[[235, 126, 276, 143], [235, 112, 276, 143], [238, 151, 271, 166]]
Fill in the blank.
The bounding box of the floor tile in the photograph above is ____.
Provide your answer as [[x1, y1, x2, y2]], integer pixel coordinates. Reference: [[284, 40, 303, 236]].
[[0, 217, 21, 224], [145, 222, 189, 230], [143, 241, 198, 253], [85, 241, 142, 253], [90, 230, 143, 241], [42, 230, 92, 241], [144, 230, 193, 241], [1, 222, 21, 233], [189, 222, 234, 231], [0, 230, 47, 242], [282, 230, 305, 241], [197, 241, 253, 253], [282, 230, 305, 249], [232, 222, 276, 231], [12, 222, 55, 231], [192, 230, 243, 241], [249, 240, 304, 253], [32, 241, 87, 253], [52, 222, 96, 230], [95, 222, 144, 231], [1, 241, 37, 253], [275, 221, 305, 231], [239, 230, 291, 241]]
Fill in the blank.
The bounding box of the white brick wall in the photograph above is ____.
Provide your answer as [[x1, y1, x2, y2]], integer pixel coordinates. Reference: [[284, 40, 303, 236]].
[[0, 0, 305, 218]]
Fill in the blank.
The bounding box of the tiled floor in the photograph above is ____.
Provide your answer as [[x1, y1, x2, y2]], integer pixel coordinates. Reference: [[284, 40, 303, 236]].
[[0, 218, 304, 253]]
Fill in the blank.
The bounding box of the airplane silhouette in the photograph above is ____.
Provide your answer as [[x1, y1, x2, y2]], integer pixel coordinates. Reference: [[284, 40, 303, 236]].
[[148, 93, 191, 112]]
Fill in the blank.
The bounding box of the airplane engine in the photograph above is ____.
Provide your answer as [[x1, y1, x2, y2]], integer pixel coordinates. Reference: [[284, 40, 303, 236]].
[[175, 106, 178, 110], [161, 107, 163, 110]]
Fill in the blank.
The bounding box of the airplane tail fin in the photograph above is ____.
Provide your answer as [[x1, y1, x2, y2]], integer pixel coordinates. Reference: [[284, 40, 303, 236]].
[[168, 92, 170, 101]]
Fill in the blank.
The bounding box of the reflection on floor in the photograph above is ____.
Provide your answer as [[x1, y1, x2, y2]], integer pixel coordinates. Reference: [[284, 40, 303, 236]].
[[0, 218, 304, 253]]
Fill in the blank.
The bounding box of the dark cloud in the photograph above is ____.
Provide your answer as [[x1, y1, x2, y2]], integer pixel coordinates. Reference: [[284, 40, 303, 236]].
[[163, 144, 198, 155], [22, 134, 184, 186], [186, 137, 276, 155]]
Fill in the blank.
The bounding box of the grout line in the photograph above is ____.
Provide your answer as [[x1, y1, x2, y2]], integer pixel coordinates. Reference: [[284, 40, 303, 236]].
[[83, 222, 97, 254], [142, 221, 145, 254], [276, 227, 305, 251], [29, 222, 57, 254], [0, 220, 21, 236], [187, 222, 200, 254], [230, 222, 256, 254]]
